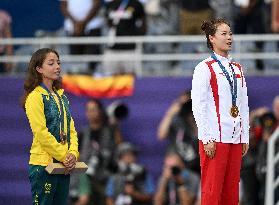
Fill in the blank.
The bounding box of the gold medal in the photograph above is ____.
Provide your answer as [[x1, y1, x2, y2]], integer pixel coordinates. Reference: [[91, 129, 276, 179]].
[[60, 132, 67, 145], [230, 105, 239, 118]]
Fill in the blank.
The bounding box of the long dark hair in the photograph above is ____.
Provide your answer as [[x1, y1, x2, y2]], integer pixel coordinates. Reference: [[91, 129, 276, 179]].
[[20, 48, 62, 109], [201, 18, 230, 50]]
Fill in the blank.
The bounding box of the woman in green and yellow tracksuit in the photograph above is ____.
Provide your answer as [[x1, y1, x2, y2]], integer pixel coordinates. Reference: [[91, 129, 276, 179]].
[[21, 48, 79, 205]]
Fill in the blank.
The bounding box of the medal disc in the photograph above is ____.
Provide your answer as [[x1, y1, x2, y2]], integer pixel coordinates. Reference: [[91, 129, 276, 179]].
[[60, 132, 67, 144], [230, 105, 239, 118]]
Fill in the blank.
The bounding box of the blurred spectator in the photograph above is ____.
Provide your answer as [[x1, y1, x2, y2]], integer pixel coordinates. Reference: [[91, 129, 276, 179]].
[[102, 0, 146, 75], [60, 0, 104, 74], [70, 99, 122, 205], [252, 96, 279, 204], [154, 152, 200, 205], [157, 90, 200, 174], [143, 0, 180, 74], [239, 106, 270, 205], [0, 9, 13, 73], [209, 0, 233, 24], [250, 106, 270, 144], [177, 0, 213, 71], [144, 0, 179, 36], [255, 111, 278, 204], [240, 99, 279, 205], [105, 142, 155, 205], [233, 0, 266, 71], [273, 95, 279, 122], [261, 0, 273, 33], [272, 0, 279, 32], [178, 0, 212, 35], [264, 0, 279, 64]]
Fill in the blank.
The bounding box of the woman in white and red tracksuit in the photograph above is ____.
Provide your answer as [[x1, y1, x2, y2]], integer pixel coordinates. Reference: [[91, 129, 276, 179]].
[[191, 18, 249, 205]]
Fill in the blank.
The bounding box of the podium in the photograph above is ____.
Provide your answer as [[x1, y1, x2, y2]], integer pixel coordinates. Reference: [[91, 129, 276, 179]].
[[45, 162, 88, 174]]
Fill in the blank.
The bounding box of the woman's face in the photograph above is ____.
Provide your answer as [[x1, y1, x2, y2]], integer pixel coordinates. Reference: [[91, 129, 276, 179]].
[[210, 23, 233, 55], [36, 52, 61, 81], [86, 101, 102, 121]]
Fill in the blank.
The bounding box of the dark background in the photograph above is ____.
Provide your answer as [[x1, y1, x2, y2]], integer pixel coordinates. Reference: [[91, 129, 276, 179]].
[[0, 0, 63, 37]]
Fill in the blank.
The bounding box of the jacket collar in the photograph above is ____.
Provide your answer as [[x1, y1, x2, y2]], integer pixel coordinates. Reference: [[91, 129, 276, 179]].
[[213, 52, 232, 63], [35, 85, 64, 96]]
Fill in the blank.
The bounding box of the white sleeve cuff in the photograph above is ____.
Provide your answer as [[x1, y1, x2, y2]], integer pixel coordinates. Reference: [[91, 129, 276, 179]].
[[202, 137, 216, 145]]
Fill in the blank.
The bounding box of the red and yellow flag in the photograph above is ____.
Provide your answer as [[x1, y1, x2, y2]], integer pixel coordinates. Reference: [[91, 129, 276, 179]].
[[62, 74, 135, 98]]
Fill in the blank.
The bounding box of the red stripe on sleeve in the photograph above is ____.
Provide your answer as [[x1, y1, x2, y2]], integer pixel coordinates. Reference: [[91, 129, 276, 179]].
[[206, 60, 222, 142], [231, 62, 244, 87]]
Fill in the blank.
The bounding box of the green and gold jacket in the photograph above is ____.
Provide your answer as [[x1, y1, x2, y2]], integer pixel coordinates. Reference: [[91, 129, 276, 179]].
[[25, 86, 79, 166]]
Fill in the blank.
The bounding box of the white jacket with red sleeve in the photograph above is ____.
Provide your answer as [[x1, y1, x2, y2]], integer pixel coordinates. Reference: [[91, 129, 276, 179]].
[[191, 52, 249, 145]]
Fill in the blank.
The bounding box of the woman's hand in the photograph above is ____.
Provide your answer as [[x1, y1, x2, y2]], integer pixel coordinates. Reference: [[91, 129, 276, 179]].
[[162, 165, 172, 180], [204, 142, 216, 159], [63, 153, 76, 174], [242, 143, 249, 157]]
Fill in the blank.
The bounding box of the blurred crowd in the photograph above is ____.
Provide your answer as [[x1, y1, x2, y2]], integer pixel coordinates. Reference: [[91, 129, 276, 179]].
[[60, 89, 279, 205], [0, 9, 13, 73], [158, 91, 279, 205], [1, 0, 279, 75], [67, 96, 202, 205]]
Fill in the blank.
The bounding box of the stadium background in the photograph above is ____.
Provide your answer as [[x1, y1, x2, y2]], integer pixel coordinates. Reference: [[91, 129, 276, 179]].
[[0, 1, 279, 205]]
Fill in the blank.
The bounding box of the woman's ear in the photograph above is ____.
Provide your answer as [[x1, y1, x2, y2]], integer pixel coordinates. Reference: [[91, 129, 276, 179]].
[[209, 35, 214, 44], [209, 35, 215, 48], [36, 66, 43, 74]]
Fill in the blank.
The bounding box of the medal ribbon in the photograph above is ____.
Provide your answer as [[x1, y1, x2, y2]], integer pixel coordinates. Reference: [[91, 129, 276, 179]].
[[211, 53, 237, 107], [40, 83, 66, 142]]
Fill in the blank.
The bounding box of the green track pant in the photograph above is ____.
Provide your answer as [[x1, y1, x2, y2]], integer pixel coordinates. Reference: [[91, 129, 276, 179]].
[[28, 165, 70, 205]]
